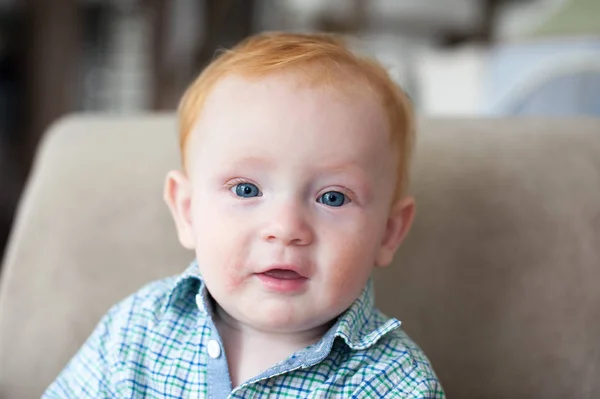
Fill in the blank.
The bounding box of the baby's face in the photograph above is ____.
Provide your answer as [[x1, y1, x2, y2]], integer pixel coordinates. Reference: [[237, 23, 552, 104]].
[[166, 72, 413, 334]]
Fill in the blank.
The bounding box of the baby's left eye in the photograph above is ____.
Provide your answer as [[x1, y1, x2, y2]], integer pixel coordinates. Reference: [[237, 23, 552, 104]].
[[317, 191, 349, 207]]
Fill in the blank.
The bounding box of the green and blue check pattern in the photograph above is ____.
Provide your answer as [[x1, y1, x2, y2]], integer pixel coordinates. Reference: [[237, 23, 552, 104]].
[[44, 261, 444, 398]]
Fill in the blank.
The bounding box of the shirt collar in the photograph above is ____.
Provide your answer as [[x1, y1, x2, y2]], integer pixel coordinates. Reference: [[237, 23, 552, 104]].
[[160, 260, 401, 351], [160, 260, 203, 316], [334, 278, 401, 350]]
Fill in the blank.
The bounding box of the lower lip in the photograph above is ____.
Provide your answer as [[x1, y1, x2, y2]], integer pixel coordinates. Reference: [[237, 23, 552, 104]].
[[255, 273, 308, 293]]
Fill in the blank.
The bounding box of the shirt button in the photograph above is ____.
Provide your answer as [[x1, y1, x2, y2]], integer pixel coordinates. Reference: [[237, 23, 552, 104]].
[[207, 340, 221, 359]]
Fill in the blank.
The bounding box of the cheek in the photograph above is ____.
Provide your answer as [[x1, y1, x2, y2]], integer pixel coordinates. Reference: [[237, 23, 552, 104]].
[[320, 220, 381, 292], [198, 245, 246, 292], [191, 200, 250, 292]]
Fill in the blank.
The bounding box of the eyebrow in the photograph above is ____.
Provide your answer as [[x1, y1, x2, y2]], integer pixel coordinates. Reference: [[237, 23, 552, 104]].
[[317, 160, 373, 184], [316, 160, 366, 174], [226, 157, 370, 181], [227, 156, 274, 168]]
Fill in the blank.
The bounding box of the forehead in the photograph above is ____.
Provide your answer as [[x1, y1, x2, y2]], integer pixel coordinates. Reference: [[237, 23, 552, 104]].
[[187, 72, 394, 169], [197, 71, 387, 131], [207, 69, 377, 110]]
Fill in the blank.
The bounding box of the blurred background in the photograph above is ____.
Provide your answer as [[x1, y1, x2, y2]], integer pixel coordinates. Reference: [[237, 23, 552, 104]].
[[0, 0, 598, 259]]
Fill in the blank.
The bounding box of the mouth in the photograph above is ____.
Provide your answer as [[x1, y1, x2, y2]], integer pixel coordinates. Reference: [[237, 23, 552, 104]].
[[261, 269, 306, 280], [255, 266, 308, 293]]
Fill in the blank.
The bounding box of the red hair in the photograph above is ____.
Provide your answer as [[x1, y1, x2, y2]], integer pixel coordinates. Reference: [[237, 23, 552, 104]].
[[178, 32, 415, 197]]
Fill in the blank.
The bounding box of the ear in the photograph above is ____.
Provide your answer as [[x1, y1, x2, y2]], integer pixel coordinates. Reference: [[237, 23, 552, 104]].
[[164, 170, 195, 250], [375, 196, 416, 267]]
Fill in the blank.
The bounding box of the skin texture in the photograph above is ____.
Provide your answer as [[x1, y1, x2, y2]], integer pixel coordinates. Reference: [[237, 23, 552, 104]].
[[164, 72, 415, 386]]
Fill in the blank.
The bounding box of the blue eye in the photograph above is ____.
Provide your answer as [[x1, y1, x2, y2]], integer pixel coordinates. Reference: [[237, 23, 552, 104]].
[[318, 191, 348, 207], [232, 183, 261, 198]]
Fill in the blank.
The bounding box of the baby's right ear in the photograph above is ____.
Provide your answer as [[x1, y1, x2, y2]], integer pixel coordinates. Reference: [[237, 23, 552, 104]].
[[164, 170, 195, 250]]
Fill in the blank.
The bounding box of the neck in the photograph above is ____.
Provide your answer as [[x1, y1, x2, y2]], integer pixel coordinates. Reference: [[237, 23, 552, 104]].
[[215, 304, 330, 345], [214, 305, 333, 387]]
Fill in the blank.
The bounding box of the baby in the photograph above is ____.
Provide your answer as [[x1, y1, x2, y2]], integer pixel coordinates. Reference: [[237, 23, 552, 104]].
[[44, 32, 444, 398]]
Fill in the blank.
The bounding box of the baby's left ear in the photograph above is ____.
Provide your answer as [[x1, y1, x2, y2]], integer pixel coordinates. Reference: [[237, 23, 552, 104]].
[[375, 196, 416, 267]]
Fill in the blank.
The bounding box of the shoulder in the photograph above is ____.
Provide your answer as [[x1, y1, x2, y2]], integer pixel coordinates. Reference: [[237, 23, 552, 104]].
[[379, 328, 444, 397], [96, 275, 190, 358], [104, 276, 179, 328], [42, 276, 187, 398], [382, 327, 438, 374], [356, 326, 440, 381], [331, 326, 444, 398]]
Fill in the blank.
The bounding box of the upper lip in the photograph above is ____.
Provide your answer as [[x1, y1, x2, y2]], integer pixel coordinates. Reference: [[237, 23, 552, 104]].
[[256, 264, 309, 279]]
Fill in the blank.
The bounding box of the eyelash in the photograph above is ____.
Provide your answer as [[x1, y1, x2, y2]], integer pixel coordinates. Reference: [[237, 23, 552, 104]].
[[318, 187, 354, 204], [224, 178, 260, 190], [226, 177, 253, 186]]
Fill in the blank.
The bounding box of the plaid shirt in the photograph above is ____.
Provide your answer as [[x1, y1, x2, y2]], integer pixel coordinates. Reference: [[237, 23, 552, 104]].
[[44, 261, 444, 398]]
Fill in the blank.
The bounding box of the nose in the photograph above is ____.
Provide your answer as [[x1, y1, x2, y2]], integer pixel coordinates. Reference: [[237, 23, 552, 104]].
[[261, 199, 313, 246]]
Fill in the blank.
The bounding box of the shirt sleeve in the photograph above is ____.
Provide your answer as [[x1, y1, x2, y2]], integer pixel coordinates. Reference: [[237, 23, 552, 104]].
[[42, 307, 123, 399]]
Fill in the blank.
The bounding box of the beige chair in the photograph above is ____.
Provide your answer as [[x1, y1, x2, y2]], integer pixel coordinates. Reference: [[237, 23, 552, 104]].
[[0, 115, 599, 398]]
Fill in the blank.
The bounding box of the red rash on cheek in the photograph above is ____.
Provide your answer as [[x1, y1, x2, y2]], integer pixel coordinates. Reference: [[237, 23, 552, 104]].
[[224, 272, 245, 292], [217, 246, 246, 292]]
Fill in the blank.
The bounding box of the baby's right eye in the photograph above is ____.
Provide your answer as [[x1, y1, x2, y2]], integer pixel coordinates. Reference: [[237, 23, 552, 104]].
[[231, 183, 261, 198]]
